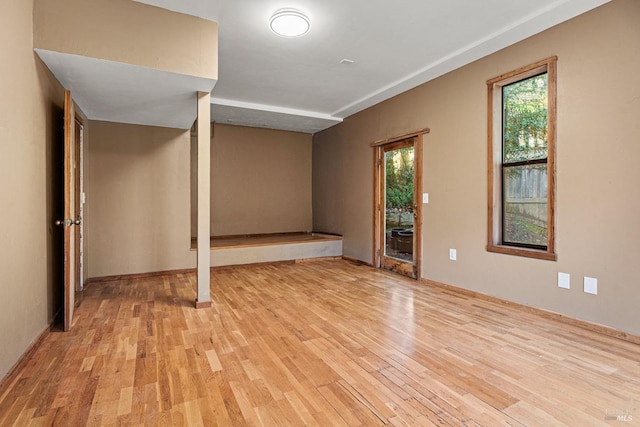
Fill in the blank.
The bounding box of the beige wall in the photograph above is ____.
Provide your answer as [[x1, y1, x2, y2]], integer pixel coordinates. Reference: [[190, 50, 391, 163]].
[[87, 121, 195, 277], [0, 0, 65, 380], [208, 124, 313, 236], [87, 121, 313, 277], [313, 0, 640, 335], [34, 0, 218, 80]]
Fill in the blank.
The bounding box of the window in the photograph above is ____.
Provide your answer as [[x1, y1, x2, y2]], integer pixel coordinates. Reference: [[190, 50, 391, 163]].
[[487, 57, 557, 260]]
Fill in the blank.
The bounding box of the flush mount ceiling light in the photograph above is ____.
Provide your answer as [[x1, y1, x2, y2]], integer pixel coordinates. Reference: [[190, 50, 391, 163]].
[[269, 9, 310, 37]]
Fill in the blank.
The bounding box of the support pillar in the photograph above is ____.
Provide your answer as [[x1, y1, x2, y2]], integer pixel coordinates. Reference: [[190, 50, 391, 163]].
[[195, 91, 211, 308]]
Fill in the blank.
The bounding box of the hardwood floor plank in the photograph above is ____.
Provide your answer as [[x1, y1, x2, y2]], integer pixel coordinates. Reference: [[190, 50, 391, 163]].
[[317, 382, 385, 426], [218, 379, 248, 426], [0, 394, 30, 426], [1, 260, 638, 425], [228, 380, 262, 426], [283, 390, 322, 427], [117, 385, 134, 416]]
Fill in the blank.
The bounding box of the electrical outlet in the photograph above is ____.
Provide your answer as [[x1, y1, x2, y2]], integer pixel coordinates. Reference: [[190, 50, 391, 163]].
[[584, 277, 597, 295], [422, 193, 429, 204], [558, 272, 570, 289], [449, 249, 457, 261]]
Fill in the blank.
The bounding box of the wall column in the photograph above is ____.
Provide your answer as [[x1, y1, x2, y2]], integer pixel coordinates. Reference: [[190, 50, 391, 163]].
[[196, 91, 211, 308]]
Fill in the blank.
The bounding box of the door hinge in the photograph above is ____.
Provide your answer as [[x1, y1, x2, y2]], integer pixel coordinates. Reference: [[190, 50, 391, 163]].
[[377, 203, 381, 211], [377, 158, 382, 167], [377, 249, 381, 257]]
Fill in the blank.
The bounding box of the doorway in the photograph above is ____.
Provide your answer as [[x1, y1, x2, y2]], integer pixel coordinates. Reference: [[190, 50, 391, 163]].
[[74, 117, 84, 292], [373, 131, 426, 278]]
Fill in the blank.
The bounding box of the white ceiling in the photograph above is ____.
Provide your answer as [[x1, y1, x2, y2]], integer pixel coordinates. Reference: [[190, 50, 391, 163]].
[[39, 0, 610, 133]]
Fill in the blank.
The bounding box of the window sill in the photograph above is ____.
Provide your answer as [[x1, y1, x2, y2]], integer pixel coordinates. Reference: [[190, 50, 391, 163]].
[[487, 244, 556, 261]]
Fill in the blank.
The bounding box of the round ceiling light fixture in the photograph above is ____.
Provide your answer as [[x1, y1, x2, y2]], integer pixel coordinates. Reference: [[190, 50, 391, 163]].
[[269, 9, 310, 37]]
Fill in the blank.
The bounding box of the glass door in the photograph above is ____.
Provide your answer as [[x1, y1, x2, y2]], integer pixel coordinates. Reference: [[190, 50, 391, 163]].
[[376, 137, 421, 278]]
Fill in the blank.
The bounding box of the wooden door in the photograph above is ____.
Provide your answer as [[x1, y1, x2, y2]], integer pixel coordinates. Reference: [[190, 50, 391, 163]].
[[374, 135, 423, 279], [61, 90, 77, 331]]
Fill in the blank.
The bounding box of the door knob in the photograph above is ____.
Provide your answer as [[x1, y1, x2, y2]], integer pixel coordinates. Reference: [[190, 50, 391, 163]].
[[74, 219, 81, 225]]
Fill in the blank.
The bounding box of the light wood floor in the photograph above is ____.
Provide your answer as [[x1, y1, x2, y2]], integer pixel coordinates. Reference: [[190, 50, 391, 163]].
[[1, 260, 638, 426]]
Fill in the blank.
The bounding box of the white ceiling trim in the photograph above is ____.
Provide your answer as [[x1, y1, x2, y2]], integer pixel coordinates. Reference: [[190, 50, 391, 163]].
[[212, 97, 341, 122], [210, 100, 341, 134]]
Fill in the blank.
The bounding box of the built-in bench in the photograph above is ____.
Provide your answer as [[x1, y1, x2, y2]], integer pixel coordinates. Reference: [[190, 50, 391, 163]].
[[192, 232, 343, 267]]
